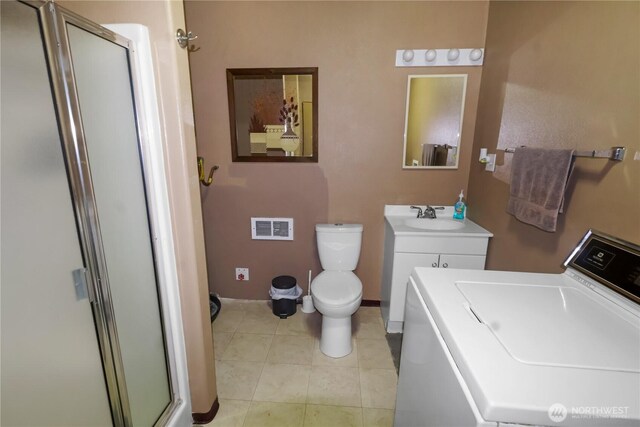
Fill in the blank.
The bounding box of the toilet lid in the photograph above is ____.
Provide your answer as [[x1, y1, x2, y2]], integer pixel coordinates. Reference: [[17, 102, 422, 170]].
[[311, 271, 362, 306], [315, 223, 363, 233]]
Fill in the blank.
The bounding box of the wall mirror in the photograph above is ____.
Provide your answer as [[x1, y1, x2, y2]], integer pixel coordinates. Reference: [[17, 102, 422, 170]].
[[402, 74, 467, 169], [227, 67, 318, 162]]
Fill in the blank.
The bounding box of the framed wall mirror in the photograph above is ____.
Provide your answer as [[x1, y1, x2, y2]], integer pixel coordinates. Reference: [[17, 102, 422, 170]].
[[227, 67, 318, 162], [402, 74, 467, 169]]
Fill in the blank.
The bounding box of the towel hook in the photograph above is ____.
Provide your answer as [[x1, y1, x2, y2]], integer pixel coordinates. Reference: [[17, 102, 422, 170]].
[[176, 28, 198, 49], [198, 156, 218, 187]]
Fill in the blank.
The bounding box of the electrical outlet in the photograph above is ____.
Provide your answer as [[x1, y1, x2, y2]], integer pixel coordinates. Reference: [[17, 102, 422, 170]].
[[235, 268, 249, 281]]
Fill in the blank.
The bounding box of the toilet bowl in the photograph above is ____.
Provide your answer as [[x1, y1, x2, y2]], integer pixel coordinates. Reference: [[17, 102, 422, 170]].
[[311, 224, 363, 358], [312, 271, 362, 357]]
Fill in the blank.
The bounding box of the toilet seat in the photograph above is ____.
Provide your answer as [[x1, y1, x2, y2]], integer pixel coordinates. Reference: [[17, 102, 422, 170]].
[[311, 271, 362, 307]]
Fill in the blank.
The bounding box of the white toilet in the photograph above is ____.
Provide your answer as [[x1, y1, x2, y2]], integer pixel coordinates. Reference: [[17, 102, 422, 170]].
[[311, 223, 363, 358]]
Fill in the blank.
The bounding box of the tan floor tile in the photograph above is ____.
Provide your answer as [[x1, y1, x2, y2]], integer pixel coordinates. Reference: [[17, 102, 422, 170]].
[[359, 369, 397, 409], [221, 333, 273, 362], [213, 332, 234, 360], [352, 316, 386, 339], [355, 306, 382, 320], [267, 335, 314, 365], [212, 299, 394, 423], [356, 339, 395, 370], [362, 408, 394, 427], [276, 311, 322, 337], [243, 401, 305, 427], [215, 360, 264, 400], [202, 399, 250, 427], [303, 404, 363, 427], [253, 364, 311, 403], [213, 309, 246, 334], [242, 300, 273, 315], [311, 338, 358, 368], [236, 310, 280, 334], [219, 298, 247, 309], [307, 366, 361, 407]]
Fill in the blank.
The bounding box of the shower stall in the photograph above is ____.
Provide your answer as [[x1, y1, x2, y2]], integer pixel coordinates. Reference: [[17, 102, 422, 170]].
[[1, 1, 190, 426]]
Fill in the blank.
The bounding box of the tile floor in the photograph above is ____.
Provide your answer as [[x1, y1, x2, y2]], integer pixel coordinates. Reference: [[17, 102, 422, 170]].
[[205, 299, 397, 427]]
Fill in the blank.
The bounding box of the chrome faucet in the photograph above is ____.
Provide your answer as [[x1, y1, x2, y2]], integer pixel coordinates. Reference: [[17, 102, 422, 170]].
[[410, 205, 444, 219], [423, 206, 438, 219], [410, 206, 424, 218]]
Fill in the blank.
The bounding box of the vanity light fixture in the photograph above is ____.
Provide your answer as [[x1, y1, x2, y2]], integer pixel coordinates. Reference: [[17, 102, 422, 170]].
[[447, 48, 460, 61], [469, 48, 483, 61], [396, 48, 484, 67], [402, 49, 415, 62]]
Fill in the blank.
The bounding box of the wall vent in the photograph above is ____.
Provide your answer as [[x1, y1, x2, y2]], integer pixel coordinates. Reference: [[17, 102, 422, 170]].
[[251, 217, 294, 240]]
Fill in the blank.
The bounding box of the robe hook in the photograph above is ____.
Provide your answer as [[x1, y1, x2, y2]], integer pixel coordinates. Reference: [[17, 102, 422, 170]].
[[198, 156, 218, 187], [176, 29, 198, 49]]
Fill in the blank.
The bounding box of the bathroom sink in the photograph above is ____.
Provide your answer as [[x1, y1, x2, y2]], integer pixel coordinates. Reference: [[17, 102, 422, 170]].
[[404, 218, 466, 231]]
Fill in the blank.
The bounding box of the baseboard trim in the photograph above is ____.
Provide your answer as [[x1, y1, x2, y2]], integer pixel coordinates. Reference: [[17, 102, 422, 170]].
[[192, 397, 219, 424], [361, 299, 380, 307]]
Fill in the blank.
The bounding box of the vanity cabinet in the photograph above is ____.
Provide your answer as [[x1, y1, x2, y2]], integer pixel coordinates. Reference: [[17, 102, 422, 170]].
[[437, 254, 486, 269], [381, 207, 492, 333]]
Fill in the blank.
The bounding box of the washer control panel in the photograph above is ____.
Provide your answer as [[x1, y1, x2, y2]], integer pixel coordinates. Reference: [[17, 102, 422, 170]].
[[566, 230, 640, 304]]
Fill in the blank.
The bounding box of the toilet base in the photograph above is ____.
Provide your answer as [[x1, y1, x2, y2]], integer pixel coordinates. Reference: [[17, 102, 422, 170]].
[[320, 315, 352, 358]]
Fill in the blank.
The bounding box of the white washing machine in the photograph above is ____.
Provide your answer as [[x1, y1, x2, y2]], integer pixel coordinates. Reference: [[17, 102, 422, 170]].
[[395, 230, 640, 426]]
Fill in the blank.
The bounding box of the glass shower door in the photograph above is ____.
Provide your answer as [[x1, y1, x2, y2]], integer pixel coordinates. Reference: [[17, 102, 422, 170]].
[[0, 2, 113, 426], [65, 23, 171, 427]]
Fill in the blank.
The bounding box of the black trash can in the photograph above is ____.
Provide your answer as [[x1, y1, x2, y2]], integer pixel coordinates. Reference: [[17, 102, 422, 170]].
[[209, 293, 221, 322], [271, 275, 298, 319]]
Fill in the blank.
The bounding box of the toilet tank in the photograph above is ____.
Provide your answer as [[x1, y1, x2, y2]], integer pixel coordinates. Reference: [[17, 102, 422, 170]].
[[316, 224, 363, 271]]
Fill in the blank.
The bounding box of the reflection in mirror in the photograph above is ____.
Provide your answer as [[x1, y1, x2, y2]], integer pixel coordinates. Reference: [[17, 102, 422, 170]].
[[402, 74, 467, 169], [227, 68, 318, 162]]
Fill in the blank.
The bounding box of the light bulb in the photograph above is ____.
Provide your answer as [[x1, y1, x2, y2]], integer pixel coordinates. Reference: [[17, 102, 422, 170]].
[[447, 48, 460, 61], [402, 49, 414, 62], [425, 49, 437, 62], [469, 49, 483, 61]]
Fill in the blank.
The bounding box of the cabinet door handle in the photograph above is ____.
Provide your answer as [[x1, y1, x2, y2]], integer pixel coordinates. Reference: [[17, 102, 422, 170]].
[[431, 262, 438, 267], [442, 263, 449, 268]]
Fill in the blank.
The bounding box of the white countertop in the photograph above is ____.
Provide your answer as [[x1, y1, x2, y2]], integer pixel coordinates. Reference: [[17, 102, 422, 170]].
[[384, 205, 493, 237]]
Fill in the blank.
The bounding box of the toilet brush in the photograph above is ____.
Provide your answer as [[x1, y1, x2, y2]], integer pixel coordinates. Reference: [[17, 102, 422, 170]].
[[302, 269, 315, 313]]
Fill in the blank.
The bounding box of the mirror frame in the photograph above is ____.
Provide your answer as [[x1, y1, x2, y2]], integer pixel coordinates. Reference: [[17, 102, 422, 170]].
[[401, 74, 467, 170], [226, 67, 319, 163]]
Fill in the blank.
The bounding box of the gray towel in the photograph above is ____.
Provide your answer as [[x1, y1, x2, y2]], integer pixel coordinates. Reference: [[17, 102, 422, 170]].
[[507, 147, 575, 232]]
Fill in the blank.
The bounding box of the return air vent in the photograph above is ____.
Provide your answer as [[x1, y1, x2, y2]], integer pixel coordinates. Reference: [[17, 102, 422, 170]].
[[251, 217, 294, 240]]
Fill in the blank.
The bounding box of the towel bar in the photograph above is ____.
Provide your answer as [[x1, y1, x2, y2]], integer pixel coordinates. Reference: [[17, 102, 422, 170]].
[[502, 146, 626, 161]]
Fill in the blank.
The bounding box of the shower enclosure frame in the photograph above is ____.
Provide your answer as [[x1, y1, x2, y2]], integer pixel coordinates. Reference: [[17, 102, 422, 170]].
[[17, 1, 191, 425]]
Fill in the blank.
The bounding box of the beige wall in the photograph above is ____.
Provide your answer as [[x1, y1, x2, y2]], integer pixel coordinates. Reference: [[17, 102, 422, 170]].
[[185, 1, 489, 300], [467, 1, 640, 272], [59, 0, 217, 415]]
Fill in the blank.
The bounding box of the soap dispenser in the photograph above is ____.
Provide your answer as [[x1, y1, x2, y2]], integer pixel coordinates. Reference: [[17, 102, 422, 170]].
[[453, 190, 466, 220]]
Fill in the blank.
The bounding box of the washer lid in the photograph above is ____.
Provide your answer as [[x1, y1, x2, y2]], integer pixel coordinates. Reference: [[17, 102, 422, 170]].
[[311, 271, 362, 305], [410, 267, 640, 426], [457, 281, 640, 372], [315, 223, 363, 233]]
